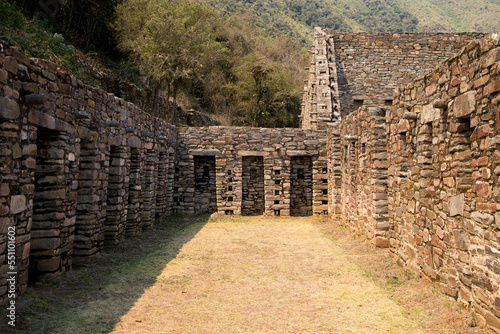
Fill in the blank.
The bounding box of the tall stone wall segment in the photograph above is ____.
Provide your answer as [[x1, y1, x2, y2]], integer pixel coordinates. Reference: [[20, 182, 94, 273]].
[[387, 32, 500, 331], [324, 32, 500, 332], [335, 106, 391, 248], [303, 28, 486, 129], [0, 42, 330, 305], [0, 41, 179, 304], [2, 26, 500, 333]]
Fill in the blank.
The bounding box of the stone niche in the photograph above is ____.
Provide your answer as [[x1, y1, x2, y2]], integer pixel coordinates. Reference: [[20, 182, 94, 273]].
[[290, 156, 313, 216], [194, 155, 217, 214]]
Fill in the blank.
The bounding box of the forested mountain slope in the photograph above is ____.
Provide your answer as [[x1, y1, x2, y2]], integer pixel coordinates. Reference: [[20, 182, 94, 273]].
[[207, 0, 500, 45]]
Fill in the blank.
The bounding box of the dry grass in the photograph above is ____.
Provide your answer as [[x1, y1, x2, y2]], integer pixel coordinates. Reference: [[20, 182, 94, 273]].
[[1, 215, 492, 333]]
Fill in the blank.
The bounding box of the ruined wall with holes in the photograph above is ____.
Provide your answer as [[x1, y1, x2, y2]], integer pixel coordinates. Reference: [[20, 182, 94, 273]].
[[323, 32, 500, 332], [386, 33, 500, 331], [331, 106, 391, 247], [0, 42, 178, 305], [301, 29, 485, 130], [175, 127, 328, 217]]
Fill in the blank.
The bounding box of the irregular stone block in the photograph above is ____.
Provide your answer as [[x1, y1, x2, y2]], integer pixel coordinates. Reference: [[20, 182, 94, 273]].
[[449, 194, 464, 216], [471, 212, 494, 225], [34, 256, 61, 272], [10, 195, 27, 214], [453, 91, 476, 118], [0, 96, 20, 120], [421, 103, 440, 123]]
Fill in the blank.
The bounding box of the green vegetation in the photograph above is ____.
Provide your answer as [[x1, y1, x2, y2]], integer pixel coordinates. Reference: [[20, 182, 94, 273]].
[[0, 1, 98, 86], [3, 0, 499, 127], [207, 0, 419, 45], [114, 0, 229, 115]]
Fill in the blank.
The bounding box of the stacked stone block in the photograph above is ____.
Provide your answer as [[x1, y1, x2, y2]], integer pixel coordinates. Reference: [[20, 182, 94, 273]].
[[303, 30, 485, 130], [74, 140, 106, 262], [141, 144, 159, 230], [242, 156, 265, 216], [194, 156, 217, 214], [301, 27, 341, 130], [126, 147, 143, 237], [326, 124, 342, 219], [30, 128, 78, 280], [290, 156, 313, 216]]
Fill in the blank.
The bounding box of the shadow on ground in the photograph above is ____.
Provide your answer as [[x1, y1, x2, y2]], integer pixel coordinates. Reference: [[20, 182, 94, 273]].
[[0, 215, 210, 334]]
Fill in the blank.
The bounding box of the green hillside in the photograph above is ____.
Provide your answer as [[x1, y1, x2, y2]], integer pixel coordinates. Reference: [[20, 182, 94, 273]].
[[395, 0, 500, 32], [207, 0, 500, 45]]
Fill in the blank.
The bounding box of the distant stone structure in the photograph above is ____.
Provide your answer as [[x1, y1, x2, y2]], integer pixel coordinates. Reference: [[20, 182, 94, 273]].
[[1, 27, 499, 332], [301, 27, 484, 129]]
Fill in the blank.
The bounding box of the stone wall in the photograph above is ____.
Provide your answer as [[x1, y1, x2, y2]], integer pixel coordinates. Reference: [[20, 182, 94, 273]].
[[331, 106, 391, 247], [0, 42, 178, 304], [302, 29, 485, 129], [175, 127, 328, 216], [325, 32, 500, 332], [387, 33, 500, 331], [301, 28, 341, 130]]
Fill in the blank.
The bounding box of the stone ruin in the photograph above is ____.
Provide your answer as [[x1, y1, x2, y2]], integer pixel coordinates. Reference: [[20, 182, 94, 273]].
[[0, 27, 499, 331]]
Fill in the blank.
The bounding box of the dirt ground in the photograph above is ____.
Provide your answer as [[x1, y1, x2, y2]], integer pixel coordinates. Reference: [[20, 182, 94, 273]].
[[111, 216, 489, 334], [2, 215, 492, 333]]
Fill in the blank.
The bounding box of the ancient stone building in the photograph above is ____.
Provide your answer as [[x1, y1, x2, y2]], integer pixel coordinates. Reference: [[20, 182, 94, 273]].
[[1, 27, 500, 332], [307, 29, 499, 331]]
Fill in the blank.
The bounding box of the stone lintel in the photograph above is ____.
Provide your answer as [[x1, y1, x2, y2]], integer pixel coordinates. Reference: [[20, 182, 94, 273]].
[[286, 150, 318, 156], [190, 150, 221, 156]]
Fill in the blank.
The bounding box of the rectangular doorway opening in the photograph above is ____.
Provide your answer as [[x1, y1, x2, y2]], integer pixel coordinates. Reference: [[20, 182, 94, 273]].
[[194, 156, 217, 213], [291, 156, 313, 216], [242, 156, 264, 216]]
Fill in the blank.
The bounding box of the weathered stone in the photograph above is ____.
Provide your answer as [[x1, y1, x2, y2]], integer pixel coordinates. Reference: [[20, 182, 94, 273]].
[[472, 212, 494, 225], [454, 91, 476, 118], [10, 195, 26, 214], [0, 96, 20, 120], [4, 56, 18, 74], [34, 256, 61, 272], [449, 194, 464, 217], [31, 238, 61, 250], [480, 47, 500, 69], [421, 103, 440, 123]]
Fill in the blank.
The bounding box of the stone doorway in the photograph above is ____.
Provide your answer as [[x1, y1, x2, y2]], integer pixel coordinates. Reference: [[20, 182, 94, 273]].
[[194, 156, 217, 213], [290, 156, 313, 216], [242, 156, 265, 216]]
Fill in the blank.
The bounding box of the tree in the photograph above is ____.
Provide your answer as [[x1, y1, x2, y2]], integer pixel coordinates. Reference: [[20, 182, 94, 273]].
[[114, 0, 228, 114]]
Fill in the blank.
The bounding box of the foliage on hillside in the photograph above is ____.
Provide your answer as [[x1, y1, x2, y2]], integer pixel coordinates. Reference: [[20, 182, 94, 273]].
[[0, 1, 98, 86], [207, 0, 419, 45], [4, 0, 499, 128], [394, 0, 500, 33]]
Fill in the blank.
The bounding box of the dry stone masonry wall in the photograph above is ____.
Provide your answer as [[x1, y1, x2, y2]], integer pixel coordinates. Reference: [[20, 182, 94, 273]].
[[175, 127, 328, 217], [387, 33, 500, 330], [0, 42, 329, 306], [323, 32, 500, 332], [0, 41, 178, 303], [302, 29, 485, 129], [333, 106, 391, 247]]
